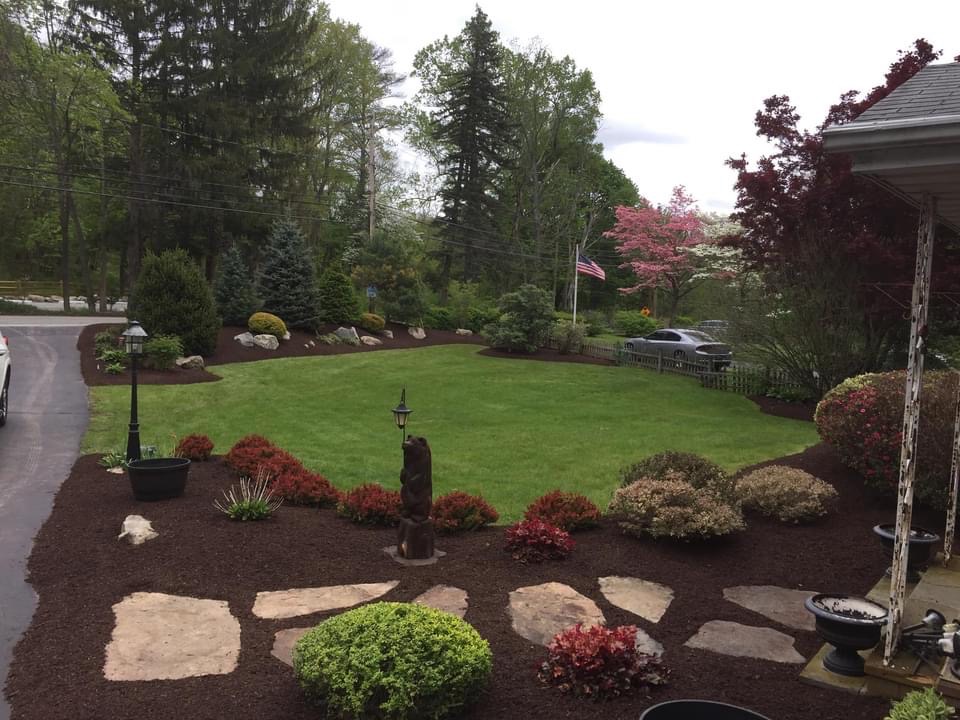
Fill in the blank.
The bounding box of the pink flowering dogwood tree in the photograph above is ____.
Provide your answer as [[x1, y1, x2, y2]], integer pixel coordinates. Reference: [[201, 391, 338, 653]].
[[603, 186, 709, 325]]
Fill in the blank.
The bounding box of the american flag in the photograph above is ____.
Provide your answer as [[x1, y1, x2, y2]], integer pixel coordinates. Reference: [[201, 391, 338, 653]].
[[576, 252, 606, 281]]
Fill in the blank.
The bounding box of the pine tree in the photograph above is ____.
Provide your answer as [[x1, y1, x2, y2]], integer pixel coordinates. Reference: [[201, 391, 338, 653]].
[[317, 266, 359, 325], [214, 245, 259, 326], [257, 219, 320, 329]]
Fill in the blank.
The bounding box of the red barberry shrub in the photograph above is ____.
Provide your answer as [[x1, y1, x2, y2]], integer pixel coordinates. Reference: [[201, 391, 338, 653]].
[[225, 435, 340, 506], [538, 624, 668, 699], [431, 491, 499, 533], [815, 370, 958, 507], [524, 490, 601, 531], [224, 434, 278, 476], [504, 519, 574, 563], [271, 468, 341, 507], [337, 484, 402, 526], [174, 433, 214, 461]]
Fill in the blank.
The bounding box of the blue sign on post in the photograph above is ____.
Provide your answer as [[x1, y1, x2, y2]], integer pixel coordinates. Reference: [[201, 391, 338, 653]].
[[366, 286, 377, 298]]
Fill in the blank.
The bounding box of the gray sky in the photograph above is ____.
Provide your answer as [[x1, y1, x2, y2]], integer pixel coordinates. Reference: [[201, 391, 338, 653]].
[[325, 0, 960, 213]]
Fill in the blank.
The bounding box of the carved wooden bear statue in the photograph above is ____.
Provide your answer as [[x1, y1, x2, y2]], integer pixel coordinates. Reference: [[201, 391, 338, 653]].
[[398, 435, 434, 559]]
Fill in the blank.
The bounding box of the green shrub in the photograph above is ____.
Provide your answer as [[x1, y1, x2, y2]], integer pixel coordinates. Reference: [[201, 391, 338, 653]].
[[128, 249, 220, 356], [886, 689, 955, 720], [608, 472, 745, 540], [358, 312, 385, 333], [317, 266, 359, 326], [317, 332, 341, 345], [675, 314, 695, 328], [142, 334, 183, 370], [552, 320, 585, 355], [583, 310, 608, 337], [815, 370, 959, 507], [483, 284, 554, 353], [619, 451, 736, 502], [94, 326, 122, 356], [97, 348, 127, 366], [384, 282, 429, 326], [448, 281, 482, 328], [105, 361, 124, 375], [257, 218, 320, 329], [293, 602, 492, 720], [738, 466, 838, 523], [214, 244, 259, 326], [424, 305, 456, 330], [248, 311, 287, 340], [615, 310, 658, 337], [466, 305, 499, 333]]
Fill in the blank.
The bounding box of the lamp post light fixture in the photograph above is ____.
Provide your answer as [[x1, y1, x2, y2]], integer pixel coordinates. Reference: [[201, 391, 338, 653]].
[[122, 320, 148, 463], [392, 388, 412, 447]]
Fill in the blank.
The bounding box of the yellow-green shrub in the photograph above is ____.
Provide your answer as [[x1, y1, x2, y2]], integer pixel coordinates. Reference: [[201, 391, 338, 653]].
[[358, 312, 385, 332], [248, 311, 287, 340], [738, 466, 838, 523]]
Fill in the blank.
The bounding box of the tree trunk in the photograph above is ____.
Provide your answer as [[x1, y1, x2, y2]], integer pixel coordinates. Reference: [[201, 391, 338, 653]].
[[68, 194, 95, 312], [59, 170, 70, 313]]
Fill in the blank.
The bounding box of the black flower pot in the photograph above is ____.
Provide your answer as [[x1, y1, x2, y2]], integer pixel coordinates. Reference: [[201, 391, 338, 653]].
[[127, 458, 190, 501], [873, 524, 940, 582], [640, 700, 770, 720], [805, 594, 887, 676]]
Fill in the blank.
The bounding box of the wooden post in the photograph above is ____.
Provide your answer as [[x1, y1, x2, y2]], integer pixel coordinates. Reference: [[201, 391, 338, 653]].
[[944, 373, 960, 566], [885, 194, 937, 665]]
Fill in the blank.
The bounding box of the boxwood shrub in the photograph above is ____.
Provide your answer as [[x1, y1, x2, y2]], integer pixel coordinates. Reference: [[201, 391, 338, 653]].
[[248, 311, 287, 340]]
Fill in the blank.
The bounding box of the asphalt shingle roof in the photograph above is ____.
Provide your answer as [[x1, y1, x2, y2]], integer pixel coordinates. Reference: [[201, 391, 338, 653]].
[[853, 62, 960, 124]]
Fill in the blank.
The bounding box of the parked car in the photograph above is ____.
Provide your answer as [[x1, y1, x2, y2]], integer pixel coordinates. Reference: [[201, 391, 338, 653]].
[[624, 328, 732, 371], [0, 329, 9, 426]]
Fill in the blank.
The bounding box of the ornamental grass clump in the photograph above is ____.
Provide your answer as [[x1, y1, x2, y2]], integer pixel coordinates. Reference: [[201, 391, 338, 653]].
[[431, 491, 499, 533], [214, 470, 282, 521], [619, 450, 737, 502], [524, 490, 601, 531], [538, 624, 668, 700], [737, 465, 838, 523], [505, 518, 574, 562], [336, 483, 402, 526], [293, 602, 492, 720]]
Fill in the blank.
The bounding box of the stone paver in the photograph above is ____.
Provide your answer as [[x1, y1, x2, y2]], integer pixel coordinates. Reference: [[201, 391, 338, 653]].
[[723, 585, 816, 631], [508, 582, 605, 646], [104, 592, 241, 681], [413, 585, 468, 618], [271, 627, 313, 667], [252, 581, 399, 619], [684, 620, 804, 664], [635, 627, 664, 656], [598, 576, 674, 623]]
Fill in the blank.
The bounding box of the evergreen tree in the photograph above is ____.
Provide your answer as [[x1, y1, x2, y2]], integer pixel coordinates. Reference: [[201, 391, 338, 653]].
[[214, 245, 259, 326], [317, 266, 359, 325], [257, 218, 319, 329]]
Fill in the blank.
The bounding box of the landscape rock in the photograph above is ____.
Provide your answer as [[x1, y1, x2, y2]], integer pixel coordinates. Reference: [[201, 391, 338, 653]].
[[508, 582, 605, 646], [382, 329, 394, 339], [175, 355, 205, 370], [103, 592, 241, 680], [308, 340, 316, 347], [722, 585, 816, 631], [282, 331, 291, 341], [271, 627, 312, 667], [233, 332, 255, 347], [455, 328, 473, 336], [26, 294, 46, 303], [117, 515, 158, 545], [253, 334, 279, 350], [598, 576, 674, 624], [408, 326, 426, 340], [360, 335, 382, 346], [252, 581, 399, 619], [684, 620, 805, 664], [335, 326, 360, 345], [413, 585, 468, 618], [634, 627, 664, 656]]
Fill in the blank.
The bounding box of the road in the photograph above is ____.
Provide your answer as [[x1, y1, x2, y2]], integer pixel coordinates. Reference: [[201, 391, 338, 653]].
[[0, 316, 121, 720]]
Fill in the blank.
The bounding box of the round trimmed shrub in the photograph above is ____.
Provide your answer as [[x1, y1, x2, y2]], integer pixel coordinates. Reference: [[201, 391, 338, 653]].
[[815, 370, 958, 507], [431, 491, 498, 533], [505, 518, 574, 562], [293, 602, 492, 720], [336, 483, 402, 525], [358, 312, 385, 333], [619, 451, 736, 501], [524, 490, 600, 531], [142, 334, 183, 370], [738, 466, 838, 523], [615, 310, 658, 337], [248, 311, 287, 340], [175, 434, 214, 461]]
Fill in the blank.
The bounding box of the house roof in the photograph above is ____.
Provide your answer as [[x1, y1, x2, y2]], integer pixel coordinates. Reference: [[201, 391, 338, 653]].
[[823, 62, 960, 232]]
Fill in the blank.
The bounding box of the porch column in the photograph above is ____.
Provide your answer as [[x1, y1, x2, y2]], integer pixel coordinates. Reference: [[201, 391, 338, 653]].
[[945, 376, 960, 566]]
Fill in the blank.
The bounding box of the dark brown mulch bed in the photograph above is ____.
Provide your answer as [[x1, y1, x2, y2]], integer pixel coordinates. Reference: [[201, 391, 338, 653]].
[[77, 323, 485, 387], [749, 395, 817, 422], [478, 346, 614, 366], [8, 443, 937, 720]]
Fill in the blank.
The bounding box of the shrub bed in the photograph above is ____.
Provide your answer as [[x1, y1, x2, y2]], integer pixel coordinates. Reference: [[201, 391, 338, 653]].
[[336, 483, 402, 525], [505, 519, 574, 562], [431, 491, 499, 533], [293, 602, 492, 720], [524, 490, 600, 531], [175, 434, 214, 461], [737, 465, 837, 523]]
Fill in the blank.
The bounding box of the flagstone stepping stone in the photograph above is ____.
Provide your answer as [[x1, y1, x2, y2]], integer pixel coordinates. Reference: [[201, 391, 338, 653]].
[[413, 585, 468, 618], [635, 627, 664, 656], [103, 592, 241, 681], [253, 581, 399, 619], [723, 585, 816, 631], [598, 576, 674, 623], [271, 627, 313, 667], [509, 582, 605, 646], [684, 620, 804, 664]]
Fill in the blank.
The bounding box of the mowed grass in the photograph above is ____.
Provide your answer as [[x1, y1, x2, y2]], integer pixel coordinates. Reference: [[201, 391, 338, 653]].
[[83, 345, 819, 521]]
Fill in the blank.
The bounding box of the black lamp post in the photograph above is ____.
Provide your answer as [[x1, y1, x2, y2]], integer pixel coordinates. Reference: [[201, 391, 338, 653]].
[[391, 388, 412, 447], [122, 320, 148, 463]]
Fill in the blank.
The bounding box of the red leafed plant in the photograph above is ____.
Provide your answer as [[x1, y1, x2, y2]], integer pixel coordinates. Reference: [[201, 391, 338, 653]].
[[538, 624, 668, 699], [504, 518, 574, 563], [523, 490, 601, 532], [336, 483, 402, 526], [224, 435, 340, 506], [224, 435, 279, 476], [431, 491, 499, 533], [174, 434, 214, 461], [271, 467, 341, 507]]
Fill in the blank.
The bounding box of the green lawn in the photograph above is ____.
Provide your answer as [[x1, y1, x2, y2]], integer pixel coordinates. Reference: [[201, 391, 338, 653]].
[[84, 345, 818, 521]]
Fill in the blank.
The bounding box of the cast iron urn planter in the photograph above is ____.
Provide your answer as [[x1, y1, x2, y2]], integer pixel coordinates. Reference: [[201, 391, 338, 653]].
[[804, 594, 888, 676], [640, 700, 771, 720], [873, 524, 940, 582], [127, 458, 190, 501]]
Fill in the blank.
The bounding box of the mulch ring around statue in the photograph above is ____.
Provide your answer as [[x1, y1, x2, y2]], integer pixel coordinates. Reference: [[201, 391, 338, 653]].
[[77, 323, 485, 387], [9, 442, 947, 720]]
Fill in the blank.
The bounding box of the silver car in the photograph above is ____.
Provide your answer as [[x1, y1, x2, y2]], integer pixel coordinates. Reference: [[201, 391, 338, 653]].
[[0, 329, 9, 426], [624, 328, 732, 370]]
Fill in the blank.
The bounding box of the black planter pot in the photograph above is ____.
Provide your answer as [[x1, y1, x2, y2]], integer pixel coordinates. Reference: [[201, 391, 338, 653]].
[[873, 524, 940, 582], [805, 594, 888, 676], [640, 700, 770, 720], [127, 458, 190, 501]]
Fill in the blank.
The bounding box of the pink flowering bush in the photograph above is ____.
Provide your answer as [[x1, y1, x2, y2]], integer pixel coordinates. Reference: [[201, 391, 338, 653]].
[[815, 370, 958, 507]]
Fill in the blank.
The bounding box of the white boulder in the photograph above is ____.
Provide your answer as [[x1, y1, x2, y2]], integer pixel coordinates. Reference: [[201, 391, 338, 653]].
[[360, 335, 382, 346], [335, 326, 360, 345], [175, 355, 205, 370], [253, 334, 279, 350], [233, 332, 255, 347], [118, 515, 158, 545], [455, 328, 473, 336], [408, 326, 426, 340], [382, 329, 394, 339]]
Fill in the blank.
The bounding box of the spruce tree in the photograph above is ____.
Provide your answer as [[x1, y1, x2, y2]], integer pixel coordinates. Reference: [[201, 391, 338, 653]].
[[257, 219, 320, 329], [214, 245, 259, 326], [317, 266, 359, 325]]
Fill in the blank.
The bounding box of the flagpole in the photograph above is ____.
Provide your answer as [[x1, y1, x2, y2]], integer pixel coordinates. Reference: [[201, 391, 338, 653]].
[[572, 243, 580, 325]]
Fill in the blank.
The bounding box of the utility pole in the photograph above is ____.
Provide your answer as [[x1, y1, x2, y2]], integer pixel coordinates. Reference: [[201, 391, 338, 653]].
[[367, 113, 376, 243]]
